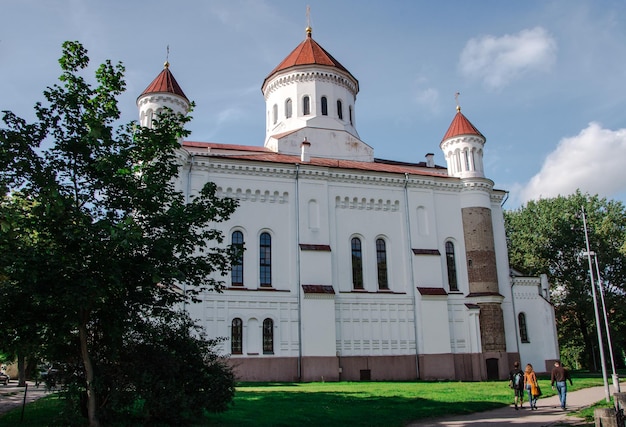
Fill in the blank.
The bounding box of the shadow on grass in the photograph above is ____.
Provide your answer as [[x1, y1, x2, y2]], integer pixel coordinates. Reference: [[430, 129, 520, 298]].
[[204, 390, 506, 427], [0, 395, 63, 427]]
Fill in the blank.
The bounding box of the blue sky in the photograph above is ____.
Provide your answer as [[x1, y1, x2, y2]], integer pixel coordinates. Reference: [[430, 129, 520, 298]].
[[2, 0, 626, 209]]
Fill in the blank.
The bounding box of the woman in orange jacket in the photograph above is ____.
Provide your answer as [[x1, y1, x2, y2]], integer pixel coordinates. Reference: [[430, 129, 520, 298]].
[[524, 363, 539, 410]]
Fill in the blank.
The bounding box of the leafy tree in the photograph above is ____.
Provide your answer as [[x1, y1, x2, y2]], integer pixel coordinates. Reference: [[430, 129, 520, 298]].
[[50, 312, 235, 426], [0, 193, 50, 386], [113, 314, 234, 425], [505, 191, 626, 370], [0, 41, 238, 426]]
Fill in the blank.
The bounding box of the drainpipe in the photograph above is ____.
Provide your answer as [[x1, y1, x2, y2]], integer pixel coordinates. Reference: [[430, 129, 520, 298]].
[[502, 192, 520, 361], [510, 275, 521, 358], [500, 191, 509, 208], [295, 164, 302, 381], [183, 153, 195, 311], [186, 153, 195, 204], [404, 173, 420, 378]]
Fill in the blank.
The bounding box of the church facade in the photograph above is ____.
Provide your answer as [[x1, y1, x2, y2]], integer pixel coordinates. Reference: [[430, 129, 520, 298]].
[[136, 26, 559, 381]]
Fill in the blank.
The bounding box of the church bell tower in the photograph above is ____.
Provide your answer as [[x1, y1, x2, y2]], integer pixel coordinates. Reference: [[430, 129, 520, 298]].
[[441, 105, 506, 355]]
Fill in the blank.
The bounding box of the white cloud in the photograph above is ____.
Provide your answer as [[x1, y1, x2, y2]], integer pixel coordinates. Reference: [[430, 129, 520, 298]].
[[459, 27, 557, 90], [409, 74, 441, 114], [520, 123, 626, 203], [414, 87, 440, 112], [217, 107, 245, 126]]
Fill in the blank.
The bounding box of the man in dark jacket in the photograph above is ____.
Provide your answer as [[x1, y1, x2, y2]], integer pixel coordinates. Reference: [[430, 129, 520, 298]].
[[509, 361, 525, 410], [551, 360, 573, 410]]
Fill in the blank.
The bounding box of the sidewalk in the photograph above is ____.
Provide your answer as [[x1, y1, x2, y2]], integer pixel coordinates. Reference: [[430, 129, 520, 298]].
[[407, 383, 623, 427], [0, 380, 53, 416]]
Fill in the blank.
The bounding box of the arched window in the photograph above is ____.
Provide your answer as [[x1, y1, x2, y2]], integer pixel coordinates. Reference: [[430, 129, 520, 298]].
[[285, 98, 292, 118], [231, 318, 243, 354], [303, 96, 310, 115], [454, 151, 462, 174], [349, 105, 353, 125], [321, 96, 328, 115], [376, 238, 389, 290], [518, 313, 529, 343], [231, 231, 244, 286], [337, 100, 343, 120], [445, 241, 458, 291], [263, 318, 274, 354], [260, 232, 272, 287], [351, 237, 364, 289], [272, 104, 278, 125]]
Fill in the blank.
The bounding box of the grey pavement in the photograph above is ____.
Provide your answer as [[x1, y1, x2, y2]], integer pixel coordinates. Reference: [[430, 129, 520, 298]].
[[0, 380, 53, 416], [407, 382, 625, 427]]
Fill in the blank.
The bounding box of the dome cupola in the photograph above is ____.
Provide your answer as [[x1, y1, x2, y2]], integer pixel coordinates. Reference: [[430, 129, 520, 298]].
[[440, 105, 486, 179], [136, 61, 190, 128], [262, 27, 372, 162]]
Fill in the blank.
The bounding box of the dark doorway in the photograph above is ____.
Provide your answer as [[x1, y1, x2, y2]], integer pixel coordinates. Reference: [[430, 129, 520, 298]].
[[360, 369, 371, 381], [486, 358, 499, 380]]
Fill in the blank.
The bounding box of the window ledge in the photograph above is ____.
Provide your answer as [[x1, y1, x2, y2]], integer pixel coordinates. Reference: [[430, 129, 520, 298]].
[[340, 290, 406, 295]]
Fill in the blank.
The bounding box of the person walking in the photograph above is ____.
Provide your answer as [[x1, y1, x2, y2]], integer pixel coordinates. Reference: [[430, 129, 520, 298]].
[[524, 363, 539, 410], [509, 361, 525, 410], [551, 360, 573, 410]]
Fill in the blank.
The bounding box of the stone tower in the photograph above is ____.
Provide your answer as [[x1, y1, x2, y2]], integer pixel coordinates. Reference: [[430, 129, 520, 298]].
[[440, 106, 506, 354]]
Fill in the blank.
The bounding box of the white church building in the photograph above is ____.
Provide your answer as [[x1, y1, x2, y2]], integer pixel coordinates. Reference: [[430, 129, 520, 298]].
[[136, 25, 559, 381]]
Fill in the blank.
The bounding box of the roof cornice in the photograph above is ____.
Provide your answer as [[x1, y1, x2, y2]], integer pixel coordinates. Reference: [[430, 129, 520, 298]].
[[262, 67, 359, 97]]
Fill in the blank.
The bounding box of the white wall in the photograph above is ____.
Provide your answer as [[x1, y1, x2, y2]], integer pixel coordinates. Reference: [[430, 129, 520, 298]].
[[177, 151, 558, 378], [301, 296, 336, 356], [512, 278, 559, 372]]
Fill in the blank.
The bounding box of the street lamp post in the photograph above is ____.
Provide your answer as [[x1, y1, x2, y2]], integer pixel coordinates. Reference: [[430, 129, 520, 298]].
[[581, 206, 610, 402], [592, 252, 621, 393]]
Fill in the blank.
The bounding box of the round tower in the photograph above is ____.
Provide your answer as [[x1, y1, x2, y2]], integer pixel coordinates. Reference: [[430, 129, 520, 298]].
[[441, 106, 506, 355], [440, 105, 485, 179], [136, 61, 190, 129], [261, 27, 373, 161]]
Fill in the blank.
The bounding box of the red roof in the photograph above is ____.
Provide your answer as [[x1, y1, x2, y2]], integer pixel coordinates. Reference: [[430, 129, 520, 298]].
[[299, 244, 332, 251], [302, 284, 335, 294], [263, 28, 357, 90], [417, 287, 448, 296], [441, 108, 484, 142], [185, 141, 270, 153], [139, 63, 189, 101], [182, 141, 450, 178]]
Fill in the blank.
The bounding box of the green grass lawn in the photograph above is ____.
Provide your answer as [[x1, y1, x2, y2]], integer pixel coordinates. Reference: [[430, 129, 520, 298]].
[[569, 395, 621, 426], [0, 394, 65, 427], [204, 376, 607, 427], [0, 375, 610, 427]]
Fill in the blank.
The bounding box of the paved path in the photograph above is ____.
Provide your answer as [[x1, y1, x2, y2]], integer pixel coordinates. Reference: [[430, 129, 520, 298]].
[[0, 380, 53, 416], [407, 383, 623, 427]]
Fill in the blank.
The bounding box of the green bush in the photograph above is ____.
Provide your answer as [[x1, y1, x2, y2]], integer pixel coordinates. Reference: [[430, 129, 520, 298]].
[[47, 315, 235, 426]]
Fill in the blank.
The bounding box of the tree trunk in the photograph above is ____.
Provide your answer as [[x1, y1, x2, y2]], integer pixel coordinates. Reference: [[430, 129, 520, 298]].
[[17, 352, 26, 387], [79, 321, 100, 427], [576, 311, 596, 371]]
